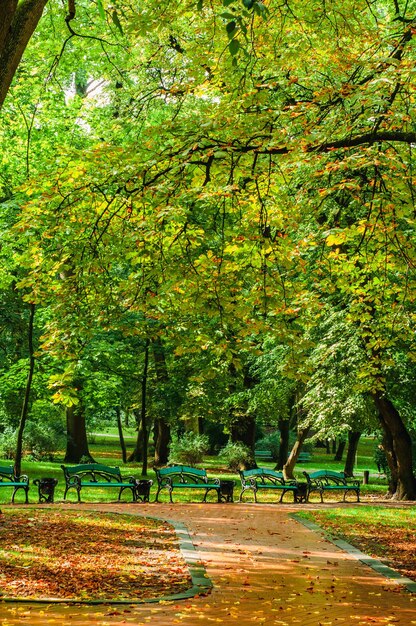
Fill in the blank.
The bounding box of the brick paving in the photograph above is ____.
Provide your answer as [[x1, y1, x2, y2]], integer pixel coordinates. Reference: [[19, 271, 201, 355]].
[[0, 502, 415, 625]]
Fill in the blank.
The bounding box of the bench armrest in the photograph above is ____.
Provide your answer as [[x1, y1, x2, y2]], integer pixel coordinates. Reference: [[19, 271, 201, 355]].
[[66, 473, 82, 487], [16, 474, 29, 484], [206, 477, 220, 486]]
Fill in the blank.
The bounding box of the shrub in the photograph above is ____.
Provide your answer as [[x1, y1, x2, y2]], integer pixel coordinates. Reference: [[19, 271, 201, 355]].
[[0, 427, 17, 459], [220, 441, 254, 471], [23, 420, 66, 461], [255, 432, 280, 460], [168, 432, 210, 466]]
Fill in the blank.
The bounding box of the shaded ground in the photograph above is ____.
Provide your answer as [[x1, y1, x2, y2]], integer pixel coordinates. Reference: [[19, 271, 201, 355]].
[[0, 509, 191, 602]]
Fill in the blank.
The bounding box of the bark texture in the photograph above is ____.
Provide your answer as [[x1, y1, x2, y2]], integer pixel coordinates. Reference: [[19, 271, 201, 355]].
[[374, 392, 416, 500], [0, 0, 48, 110]]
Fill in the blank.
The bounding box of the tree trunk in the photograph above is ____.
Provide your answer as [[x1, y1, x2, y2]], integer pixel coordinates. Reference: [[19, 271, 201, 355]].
[[284, 425, 311, 479], [380, 429, 398, 496], [154, 418, 170, 466], [14, 303, 35, 478], [275, 418, 290, 470], [116, 406, 127, 464], [152, 337, 171, 465], [373, 392, 416, 500], [0, 0, 49, 110], [128, 409, 143, 462], [64, 401, 94, 463], [334, 438, 346, 461], [140, 340, 150, 476], [344, 431, 361, 477], [230, 414, 256, 448]]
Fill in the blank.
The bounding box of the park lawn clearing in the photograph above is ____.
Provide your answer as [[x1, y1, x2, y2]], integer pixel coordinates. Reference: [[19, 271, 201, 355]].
[[0, 509, 192, 602], [298, 506, 416, 582]]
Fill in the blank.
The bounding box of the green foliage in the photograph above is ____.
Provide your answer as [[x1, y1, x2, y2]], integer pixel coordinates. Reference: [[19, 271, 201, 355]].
[[168, 432, 210, 466], [0, 427, 17, 459], [220, 441, 253, 471], [255, 432, 280, 460], [23, 414, 66, 461]]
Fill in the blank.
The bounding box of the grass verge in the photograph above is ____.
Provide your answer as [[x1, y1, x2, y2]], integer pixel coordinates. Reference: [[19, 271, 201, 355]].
[[297, 506, 416, 583]]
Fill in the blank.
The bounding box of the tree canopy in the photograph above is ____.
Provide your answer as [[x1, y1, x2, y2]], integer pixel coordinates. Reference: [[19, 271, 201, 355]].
[[1, 0, 416, 498]]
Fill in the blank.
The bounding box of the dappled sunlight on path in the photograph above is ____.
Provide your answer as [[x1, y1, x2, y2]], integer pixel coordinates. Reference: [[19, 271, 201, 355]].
[[0, 502, 415, 625]]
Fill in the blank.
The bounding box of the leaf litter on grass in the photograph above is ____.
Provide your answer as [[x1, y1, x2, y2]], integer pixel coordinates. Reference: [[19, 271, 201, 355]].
[[300, 507, 416, 583], [0, 509, 192, 602]]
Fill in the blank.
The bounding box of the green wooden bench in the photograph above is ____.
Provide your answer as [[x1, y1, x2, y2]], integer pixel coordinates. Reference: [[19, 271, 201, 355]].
[[255, 450, 273, 461], [297, 452, 312, 463], [0, 466, 29, 503], [303, 470, 360, 502], [61, 463, 137, 502], [154, 465, 221, 503], [239, 468, 298, 503]]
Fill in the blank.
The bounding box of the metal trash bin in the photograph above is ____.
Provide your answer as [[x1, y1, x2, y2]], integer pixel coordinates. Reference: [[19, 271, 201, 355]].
[[219, 479, 235, 503], [294, 482, 308, 503], [134, 479, 153, 502], [33, 478, 58, 503]]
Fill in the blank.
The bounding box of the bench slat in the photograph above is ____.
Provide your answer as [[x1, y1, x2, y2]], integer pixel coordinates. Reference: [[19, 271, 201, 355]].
[[61, 464, 137, 503], [239, 468, 298, 503], [303, 470, 360, 503], [155, 466, 220, 503]]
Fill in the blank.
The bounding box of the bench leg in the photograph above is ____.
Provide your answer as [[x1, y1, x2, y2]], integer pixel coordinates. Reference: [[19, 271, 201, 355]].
[[11, 486, 29, 504], [118, 486, 136, 502]]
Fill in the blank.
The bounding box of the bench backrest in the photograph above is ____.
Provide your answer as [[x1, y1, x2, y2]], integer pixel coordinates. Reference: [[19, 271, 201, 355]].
[[155, 465, 208, 484], [303, 470, 347, 485], [0, 466, 15, 481], [239, 468, 286, 486], [240, 468, 284, 479], [61, 463, 122, 482]]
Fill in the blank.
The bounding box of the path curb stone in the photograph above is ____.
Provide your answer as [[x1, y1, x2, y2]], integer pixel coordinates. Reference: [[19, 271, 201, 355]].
[[292, 513, 416, 594]]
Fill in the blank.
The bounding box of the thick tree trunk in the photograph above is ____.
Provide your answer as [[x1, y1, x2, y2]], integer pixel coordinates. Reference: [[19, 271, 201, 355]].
[[344, 431, 361, 477], [0, 0, 49, 110], [334, 437, 347, 461], [275, 418, 290, 470], [154, 418, 170, 466], [14, 303, 35, 478], [64, 402, 94, 463], [381, 429, 398, 496], [283, 426, 311, 479], [373, 392, 416, 500], [230, 414, 256, 448]]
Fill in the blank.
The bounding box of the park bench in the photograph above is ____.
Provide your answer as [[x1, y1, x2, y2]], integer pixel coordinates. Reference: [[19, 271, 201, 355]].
[[154, 465, 221, 503], [0, 465, 29, 503], [297, 451, 312, 463], [255, 450, 273, 461], [239, 468, 298, 503], [302, 469, 360, 502], [61, 463, 137, 502]]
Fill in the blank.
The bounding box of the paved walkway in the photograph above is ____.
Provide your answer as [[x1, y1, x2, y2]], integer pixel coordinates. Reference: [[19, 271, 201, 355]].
[[1, 502, 415, 625]]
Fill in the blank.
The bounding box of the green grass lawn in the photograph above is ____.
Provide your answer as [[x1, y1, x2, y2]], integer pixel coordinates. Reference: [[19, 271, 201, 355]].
[[296, 506, 416, 582]]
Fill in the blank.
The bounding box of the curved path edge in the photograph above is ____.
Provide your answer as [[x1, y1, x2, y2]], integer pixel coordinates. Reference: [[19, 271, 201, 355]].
[[292, 512, 416, 594]]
